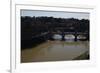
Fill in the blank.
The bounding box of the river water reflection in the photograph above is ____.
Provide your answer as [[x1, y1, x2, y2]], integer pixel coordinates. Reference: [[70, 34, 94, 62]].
[[21, 35, 89, 63]]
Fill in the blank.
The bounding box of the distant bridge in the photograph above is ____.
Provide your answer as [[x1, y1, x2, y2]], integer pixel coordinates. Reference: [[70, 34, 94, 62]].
[[32, 31, 89, 41]]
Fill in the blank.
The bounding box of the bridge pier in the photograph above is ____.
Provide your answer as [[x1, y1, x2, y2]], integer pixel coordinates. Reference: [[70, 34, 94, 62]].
[[48, 32, 54, 40], [62, 34, 65, 41], [86, 33, 89, 41], [61, 31, 65, 41], [74, 35, 77, 41], [74, 32, 78, 42]]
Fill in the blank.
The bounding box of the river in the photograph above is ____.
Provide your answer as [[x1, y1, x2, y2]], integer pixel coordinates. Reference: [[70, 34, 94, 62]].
[[21, 34, 89, 63]]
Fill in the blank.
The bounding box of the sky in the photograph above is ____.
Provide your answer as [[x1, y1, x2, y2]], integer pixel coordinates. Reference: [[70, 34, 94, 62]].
[[21, 10, 89, 20]]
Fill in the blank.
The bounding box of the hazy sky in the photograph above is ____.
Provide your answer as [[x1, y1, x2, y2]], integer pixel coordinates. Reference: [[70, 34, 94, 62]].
[[21, 10, 89, 20]]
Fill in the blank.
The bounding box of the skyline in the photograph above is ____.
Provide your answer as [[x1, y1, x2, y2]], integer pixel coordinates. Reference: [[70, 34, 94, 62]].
[[21, 10, 89, 20]]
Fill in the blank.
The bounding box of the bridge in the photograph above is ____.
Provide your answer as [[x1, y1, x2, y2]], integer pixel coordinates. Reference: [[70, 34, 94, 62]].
[[22, 31, 89, 49], [32, 31, 89, 42]]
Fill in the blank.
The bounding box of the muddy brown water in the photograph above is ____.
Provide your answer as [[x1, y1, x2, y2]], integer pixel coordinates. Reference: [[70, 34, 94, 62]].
[[21, 40, 89, 63]]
